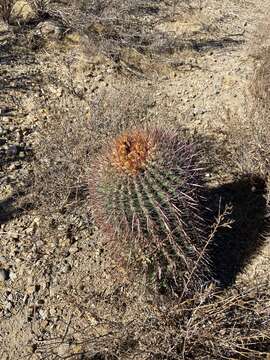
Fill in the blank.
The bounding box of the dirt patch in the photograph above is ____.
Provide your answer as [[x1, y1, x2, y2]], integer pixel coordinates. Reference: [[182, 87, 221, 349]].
[[0, 1, 270, 359]]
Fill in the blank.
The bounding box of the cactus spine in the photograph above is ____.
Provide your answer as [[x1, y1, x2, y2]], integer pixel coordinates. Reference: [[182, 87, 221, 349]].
[[89, 128, 209, 293]]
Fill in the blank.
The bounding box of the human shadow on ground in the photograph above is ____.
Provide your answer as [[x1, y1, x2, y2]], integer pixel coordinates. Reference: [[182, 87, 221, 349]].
[[207, 174, 269, 288]]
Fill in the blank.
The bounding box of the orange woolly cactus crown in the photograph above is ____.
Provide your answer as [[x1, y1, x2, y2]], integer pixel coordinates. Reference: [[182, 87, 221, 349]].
[[110, 130, 154, 175]]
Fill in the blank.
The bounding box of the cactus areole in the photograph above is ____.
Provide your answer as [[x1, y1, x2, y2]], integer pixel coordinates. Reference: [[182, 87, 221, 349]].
[[89, 128, 209, 291], [111, 131, 152, 175]]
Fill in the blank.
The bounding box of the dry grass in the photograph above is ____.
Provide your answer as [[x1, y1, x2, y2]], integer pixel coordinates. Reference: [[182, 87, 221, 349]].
[[31, 81, 270, 359], [32, 83, 154, 219], [218, 20, 270, 183], [0, 0, 14, 22], [250, 44, 270, 180], [21, 0, 244, 75], [34, 277, 270, 359], [28, 6, 270, 360], [68, 0, 245, 75], [78, 0, 192, 61], [2, 0, 245, 79]]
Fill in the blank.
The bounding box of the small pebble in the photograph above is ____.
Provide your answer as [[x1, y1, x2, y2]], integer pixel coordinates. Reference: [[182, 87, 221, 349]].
[[0, 256, 6, 264], [38, 309, 48, 320], [0, 138, 6, 146], [69, 245, 78, 254], [62, 263, 72, 273], [9, 271, 16, 281], [6, 145, 18, 157]]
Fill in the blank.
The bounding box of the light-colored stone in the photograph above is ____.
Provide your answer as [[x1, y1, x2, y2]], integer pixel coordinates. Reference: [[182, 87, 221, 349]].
[[38, 309, 48, 320], [0, 256, 6, 265], [9, 271, 17, 281], [10, 1, 36, 25], [57, 343, 70, 357], [65, 32, 82, 44]]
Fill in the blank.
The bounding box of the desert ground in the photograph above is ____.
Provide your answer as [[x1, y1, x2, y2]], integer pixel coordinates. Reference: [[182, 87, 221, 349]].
[[0, 1, 270, 359]]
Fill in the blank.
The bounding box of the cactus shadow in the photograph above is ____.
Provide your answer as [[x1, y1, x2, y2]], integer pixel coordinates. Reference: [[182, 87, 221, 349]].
[[207, 174, 269, 288]]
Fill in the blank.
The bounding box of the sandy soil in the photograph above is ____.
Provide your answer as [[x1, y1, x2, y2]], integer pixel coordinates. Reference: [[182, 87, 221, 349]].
[[0, 0, 269, 359]]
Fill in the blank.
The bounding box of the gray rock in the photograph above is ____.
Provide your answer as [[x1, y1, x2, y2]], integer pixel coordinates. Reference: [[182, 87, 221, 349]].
[[37, 21, 62, 40], [10, 1, 37, 25], [6, 145, 18, 157], [0, 256, 6, 264], [0, 269, 10, 281]]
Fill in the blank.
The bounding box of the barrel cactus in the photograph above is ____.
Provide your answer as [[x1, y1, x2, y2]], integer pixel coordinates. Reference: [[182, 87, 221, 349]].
[[89, 127, 210, 294]]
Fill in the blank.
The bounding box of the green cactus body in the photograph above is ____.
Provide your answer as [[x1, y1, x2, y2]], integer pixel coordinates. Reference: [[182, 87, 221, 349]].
[[89, 128, 209, 294]]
